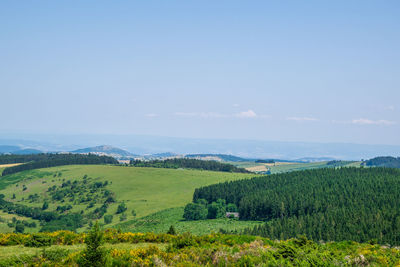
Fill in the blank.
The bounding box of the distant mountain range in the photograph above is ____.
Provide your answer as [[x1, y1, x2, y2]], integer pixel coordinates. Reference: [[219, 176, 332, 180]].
[[71, 145, 139, 159], [185, 154, 248, 162], [1, 133, 400, 160], [0, 145, 43, 155]]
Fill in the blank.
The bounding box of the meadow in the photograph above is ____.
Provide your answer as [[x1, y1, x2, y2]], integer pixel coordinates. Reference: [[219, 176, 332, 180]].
[[115, 207, 263, 235], [0, 165, 255, 232], [232, 160, 361, 174]]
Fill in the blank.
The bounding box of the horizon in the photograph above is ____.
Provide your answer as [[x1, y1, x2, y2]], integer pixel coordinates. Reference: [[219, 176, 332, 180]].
[[1, 132, 399, 160]]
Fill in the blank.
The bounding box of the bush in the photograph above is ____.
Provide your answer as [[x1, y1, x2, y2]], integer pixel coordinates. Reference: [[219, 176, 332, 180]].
[[119, 213, 127, 221], [116, 203, 127, 214], [25, 234, 53, 247], [15, 223, 24, 233], [104, 215, 113, 224], [183, 202, 207, 220], [167, 225, 176, 235]]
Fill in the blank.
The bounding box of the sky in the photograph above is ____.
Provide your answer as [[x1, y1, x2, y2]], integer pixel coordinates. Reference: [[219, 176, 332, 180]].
[[1, 1, 399, 145]]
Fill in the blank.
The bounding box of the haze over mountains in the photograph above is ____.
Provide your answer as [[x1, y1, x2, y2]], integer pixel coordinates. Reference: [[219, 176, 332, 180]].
[[0, 133, 399, 161]]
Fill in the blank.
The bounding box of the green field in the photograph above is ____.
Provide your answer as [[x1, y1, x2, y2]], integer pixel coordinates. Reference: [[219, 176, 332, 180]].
[[232, 160, 361, 174], [0, 165, 255, 232], [115, 207, 262, 235]]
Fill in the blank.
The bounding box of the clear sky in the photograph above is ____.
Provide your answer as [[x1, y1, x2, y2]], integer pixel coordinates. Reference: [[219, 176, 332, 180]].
[[1, 1, 399, 145]]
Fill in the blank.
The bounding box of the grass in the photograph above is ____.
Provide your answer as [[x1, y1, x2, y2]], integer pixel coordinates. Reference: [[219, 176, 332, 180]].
[[0, 165, 255, 232], [114, 207, 263, 235], [232, 160, 361, 174]]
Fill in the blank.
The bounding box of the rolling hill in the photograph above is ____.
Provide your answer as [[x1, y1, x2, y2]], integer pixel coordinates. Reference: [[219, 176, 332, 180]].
[[71, 145, 138, 159], [0, 164, 255, 233]]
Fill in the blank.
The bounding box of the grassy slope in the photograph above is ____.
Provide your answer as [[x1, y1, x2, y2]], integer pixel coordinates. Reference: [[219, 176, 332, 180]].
[[115, 207, 262, 235], [232, 161, 361, 174], [0, 165, 255, 232]]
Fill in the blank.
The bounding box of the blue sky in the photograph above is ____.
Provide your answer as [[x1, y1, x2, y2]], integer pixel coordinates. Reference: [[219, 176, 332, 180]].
[[1, 1, 399, 145]]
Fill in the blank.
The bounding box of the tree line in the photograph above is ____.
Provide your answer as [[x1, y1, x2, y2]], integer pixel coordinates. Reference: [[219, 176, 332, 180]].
[[129, 158, 250, 173], [192, 167, 400, 245], [364, 156, 400, 168], [1, 153, 119, 176]]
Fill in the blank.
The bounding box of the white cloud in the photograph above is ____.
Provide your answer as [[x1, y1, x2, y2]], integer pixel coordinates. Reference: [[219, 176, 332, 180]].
[[385, 105, 395, 111], [174, 110, 264, 119], [351, 118, 396, 125], [174, 112, 227, 118], [236, 110, 257, 118], [286, 117, 318, 122], [145, 113, 158, 117]]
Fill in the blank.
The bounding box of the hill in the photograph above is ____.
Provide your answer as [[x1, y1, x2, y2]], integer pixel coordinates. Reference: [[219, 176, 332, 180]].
[[11, 149, 43, 155], [0, 145, 20, 154], [364, 156, 400, 168], [0, 165, 254, 233], [0, 153, 118, 176], [71, 145, 138, 159], [129, 158, 250, 173], [191, 167, 400, 245], [233, 160, 359, 174], [185, 154, 248, 162]]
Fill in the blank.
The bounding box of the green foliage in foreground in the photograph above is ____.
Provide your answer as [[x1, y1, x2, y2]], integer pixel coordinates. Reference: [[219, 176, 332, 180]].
[[0, 230, 400, 266], [194, 167, 400, 245]]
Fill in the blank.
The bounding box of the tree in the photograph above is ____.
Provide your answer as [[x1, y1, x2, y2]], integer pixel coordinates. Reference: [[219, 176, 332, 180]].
[[131, 209, 136, 217], [79, 222, 106, 267], [119, 213, 127, 221], [226, 203, 238, 212], [207, 199, 226, 219], [167, 225, 176, 235], [103, 215, 113, 224], [42, 201, 49, 210], [183, 202, 207, 220], [15, 223, 24, 233], [116, 202, 127, 214]]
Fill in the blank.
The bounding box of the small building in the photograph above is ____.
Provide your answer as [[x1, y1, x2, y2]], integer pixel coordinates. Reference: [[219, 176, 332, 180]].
[[226, 212, 239, 219]]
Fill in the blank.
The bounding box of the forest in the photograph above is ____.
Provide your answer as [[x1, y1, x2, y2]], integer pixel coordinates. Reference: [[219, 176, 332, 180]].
[[192, 167, 400, 245], [1, 154, 118, 176], [129, 158, 250, 173], [364, 156, 400, 168]]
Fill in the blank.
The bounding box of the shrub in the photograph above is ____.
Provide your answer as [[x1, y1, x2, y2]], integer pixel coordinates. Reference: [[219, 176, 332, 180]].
[[104, 215, 113, 224], [167, 225, 176, 235], [15, 223, 24, 233], [25, 234, 53, 247], [116, 203, 127, 214]]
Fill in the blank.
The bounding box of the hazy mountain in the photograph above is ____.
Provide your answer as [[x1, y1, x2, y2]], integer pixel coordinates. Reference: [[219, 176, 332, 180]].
[[1, 133, 400, 160], [71, 145, 138, 159], [0, 145, 21, 153], [11, 148, 43, 154], [185, 154, 248, 162]]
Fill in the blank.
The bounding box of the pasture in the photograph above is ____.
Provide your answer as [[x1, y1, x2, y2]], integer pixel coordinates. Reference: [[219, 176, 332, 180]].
[[0, 165, 255, 232]]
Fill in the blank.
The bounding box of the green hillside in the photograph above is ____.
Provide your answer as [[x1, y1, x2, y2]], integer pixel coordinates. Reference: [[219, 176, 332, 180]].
[[0, 165, 255, 233], [115, 207, 262, 235], [233, 160, 361, 174]]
